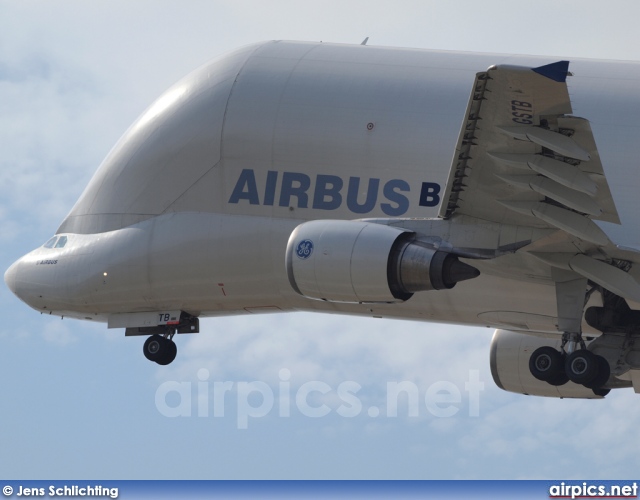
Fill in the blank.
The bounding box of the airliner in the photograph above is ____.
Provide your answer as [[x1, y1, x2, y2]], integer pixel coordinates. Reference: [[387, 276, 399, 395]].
[[6, 40, 640, 399]]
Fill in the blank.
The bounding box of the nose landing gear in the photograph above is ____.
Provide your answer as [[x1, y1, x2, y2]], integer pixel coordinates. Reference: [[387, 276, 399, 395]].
[[143, 334, 178, 365], [125, 311, 198, 365]]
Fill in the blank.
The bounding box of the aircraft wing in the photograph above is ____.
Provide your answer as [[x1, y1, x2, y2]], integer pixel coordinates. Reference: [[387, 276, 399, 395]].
[[433, 61, 640, 308], [439, 61, 620, 242]]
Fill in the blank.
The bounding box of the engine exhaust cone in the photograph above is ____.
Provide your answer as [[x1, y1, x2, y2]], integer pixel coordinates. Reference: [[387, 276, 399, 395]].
[[446, 259, 480, 285]]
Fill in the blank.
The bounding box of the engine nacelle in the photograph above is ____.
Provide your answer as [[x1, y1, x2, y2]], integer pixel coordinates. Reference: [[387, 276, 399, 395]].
[[285, 220, 479, 303], [490, 329, 606, 399]]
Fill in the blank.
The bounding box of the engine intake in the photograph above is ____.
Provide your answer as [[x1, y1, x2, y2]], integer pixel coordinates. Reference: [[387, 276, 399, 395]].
[[285, 220, 479, 303]]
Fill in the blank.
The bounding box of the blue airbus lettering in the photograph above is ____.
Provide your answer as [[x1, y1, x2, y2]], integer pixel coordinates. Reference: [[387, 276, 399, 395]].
[[228, 169, 441, 215]]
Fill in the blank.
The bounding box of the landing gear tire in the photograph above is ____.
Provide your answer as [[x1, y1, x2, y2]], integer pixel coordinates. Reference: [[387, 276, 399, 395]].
[[592, 387, 611, 397], [547, 369, 570, 387], [156, 340, 177, 365], [143, 334, 164, 362], [565, 349, 599, 385], [529, 346, 565, 383], [143, 334, 177, 365], [584, 355, 611, 390]]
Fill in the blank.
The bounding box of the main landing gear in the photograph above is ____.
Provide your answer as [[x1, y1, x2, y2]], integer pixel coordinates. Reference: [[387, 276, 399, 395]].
[[529, 341, 611, 396], [529, 273, 612, 396], [143, 334, 177, 365]]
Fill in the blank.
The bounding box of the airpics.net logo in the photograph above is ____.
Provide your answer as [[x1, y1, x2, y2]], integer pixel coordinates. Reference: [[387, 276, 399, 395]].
[[155, 369, 484, 429], [550, 482, 638, 499]]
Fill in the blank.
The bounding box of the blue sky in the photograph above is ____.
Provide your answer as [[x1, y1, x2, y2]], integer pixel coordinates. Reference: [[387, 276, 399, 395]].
[[2, 0, 640, 480]]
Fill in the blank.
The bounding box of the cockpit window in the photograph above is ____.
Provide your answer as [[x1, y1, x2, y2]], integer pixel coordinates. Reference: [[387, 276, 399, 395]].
[[43, 237, 57, 249], [42, 235, 68, 249], [54, 236, 68, 248]]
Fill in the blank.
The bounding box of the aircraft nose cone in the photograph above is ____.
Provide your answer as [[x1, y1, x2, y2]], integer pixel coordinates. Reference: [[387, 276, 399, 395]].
[[4, 259, 19, 296]]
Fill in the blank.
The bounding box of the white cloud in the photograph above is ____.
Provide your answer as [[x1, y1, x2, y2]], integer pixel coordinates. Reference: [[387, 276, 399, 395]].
[[41, 318, 77, 345]]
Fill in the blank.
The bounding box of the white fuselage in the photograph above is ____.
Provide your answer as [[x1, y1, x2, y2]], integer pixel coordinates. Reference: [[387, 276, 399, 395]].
[[5, 41, 640, 331]]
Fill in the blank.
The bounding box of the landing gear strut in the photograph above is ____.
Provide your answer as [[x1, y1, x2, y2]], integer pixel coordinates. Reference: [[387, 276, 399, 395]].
[[143, 334, 178, 365]]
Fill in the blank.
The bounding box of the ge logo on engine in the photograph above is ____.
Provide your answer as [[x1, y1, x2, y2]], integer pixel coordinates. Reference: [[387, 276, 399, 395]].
[[296, 240, 314, 259]]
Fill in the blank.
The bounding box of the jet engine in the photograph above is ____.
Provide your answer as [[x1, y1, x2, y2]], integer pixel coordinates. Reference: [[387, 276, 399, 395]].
[[285, 220, 479, 303], [490, 329, 609, 398]]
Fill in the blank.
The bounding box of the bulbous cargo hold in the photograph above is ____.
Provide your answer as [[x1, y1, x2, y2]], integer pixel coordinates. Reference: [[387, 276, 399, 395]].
[[58, 40, 464, 235], [285, 220, 479, 303], [57, 43, 261, 234]]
